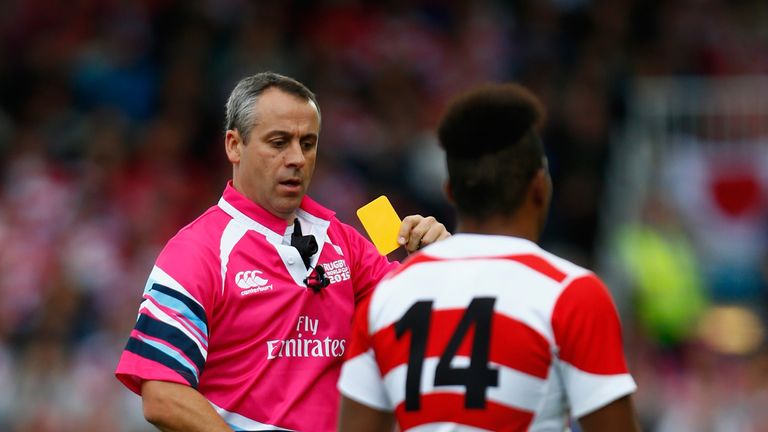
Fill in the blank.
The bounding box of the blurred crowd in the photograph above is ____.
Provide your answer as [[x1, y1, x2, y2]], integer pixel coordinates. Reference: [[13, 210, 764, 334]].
[[0, 0, 766, 430]]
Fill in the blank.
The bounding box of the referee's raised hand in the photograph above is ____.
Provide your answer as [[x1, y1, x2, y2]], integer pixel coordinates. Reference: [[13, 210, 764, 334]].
[[397, 215, 451, 253]]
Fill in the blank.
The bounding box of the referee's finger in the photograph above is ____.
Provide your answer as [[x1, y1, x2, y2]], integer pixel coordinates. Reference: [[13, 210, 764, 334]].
[[406, 217, 436, 252], [418, 222, 448, 249], [397, 215, 423, 247]]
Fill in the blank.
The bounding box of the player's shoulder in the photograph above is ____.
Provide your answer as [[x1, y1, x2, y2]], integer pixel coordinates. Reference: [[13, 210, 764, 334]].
[[388, 234, 593, 281], [532, 246, 594, 281]]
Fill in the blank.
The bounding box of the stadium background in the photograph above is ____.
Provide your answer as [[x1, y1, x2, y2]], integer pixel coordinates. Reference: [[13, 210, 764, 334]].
[[0, 0, 766, 430]]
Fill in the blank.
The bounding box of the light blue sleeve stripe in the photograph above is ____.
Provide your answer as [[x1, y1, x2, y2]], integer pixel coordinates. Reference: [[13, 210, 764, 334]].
[[146, 289, 209, 342], [139, 336, 199, 380], [143, 277, 154, 295]]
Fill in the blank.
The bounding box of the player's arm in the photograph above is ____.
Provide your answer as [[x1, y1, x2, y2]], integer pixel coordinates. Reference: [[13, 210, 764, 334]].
[[142, 380, 233, 432], [338, 296, 395, 431], [551, 274, 640, 429], [338, 396, 395, 432], [578, 395, 641, 432]]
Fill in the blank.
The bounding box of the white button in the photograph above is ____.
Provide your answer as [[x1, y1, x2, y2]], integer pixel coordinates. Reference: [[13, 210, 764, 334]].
[[288, 258, 295, 265]]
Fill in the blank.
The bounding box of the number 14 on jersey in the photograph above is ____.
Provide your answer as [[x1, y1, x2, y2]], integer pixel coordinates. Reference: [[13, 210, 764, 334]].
[[394, 297, 500, 411]]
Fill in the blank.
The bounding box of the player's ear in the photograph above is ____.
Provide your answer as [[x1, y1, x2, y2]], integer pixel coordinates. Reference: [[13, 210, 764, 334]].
[[443, 180, 455, 204], [530, 167, 551, 210], [225, 129, 243, 163]]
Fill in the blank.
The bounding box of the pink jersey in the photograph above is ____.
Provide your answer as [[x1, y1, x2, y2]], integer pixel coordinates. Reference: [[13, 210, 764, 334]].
[[115, 182, 397, 431], [339, 234, 636, 431]]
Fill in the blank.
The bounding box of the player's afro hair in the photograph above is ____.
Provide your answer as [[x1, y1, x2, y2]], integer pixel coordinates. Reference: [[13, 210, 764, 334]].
[[437, 83, 545, 159], [437, 83, 547, 219]]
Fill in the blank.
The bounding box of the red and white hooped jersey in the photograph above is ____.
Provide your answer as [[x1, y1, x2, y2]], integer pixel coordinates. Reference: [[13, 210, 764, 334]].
[[339, 234, 636, 431]]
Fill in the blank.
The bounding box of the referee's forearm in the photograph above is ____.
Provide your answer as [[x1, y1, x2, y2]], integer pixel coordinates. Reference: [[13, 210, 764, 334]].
[[142, 380, 233, 432]]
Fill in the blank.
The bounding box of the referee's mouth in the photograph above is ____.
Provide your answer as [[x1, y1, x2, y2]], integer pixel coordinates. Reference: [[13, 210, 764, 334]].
[[278, 178, 303, 194]]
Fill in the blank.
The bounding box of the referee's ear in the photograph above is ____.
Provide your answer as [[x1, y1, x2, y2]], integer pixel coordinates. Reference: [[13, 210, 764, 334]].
[[225, 129, 244, 163]]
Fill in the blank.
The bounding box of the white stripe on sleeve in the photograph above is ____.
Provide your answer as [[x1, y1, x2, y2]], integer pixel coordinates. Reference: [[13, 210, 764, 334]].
[[557, 359, 637, 418], [338, 349, 393, 411]]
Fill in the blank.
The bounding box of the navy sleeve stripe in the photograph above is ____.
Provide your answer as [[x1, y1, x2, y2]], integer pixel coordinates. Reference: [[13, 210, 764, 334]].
[[125, 337, 198, 387], [149, 283, 208, 326], [136, 314, 206, 373]]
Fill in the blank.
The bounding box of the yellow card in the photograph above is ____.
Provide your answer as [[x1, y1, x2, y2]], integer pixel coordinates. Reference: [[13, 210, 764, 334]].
[[356, 195, 402, 255]]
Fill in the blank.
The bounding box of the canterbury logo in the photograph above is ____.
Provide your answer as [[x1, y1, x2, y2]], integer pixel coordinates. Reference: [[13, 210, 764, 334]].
[[235, 270, 269, 289]]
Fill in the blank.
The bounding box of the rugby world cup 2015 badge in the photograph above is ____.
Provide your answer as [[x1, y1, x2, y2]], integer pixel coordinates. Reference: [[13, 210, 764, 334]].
[[318, 259, 350, 284]]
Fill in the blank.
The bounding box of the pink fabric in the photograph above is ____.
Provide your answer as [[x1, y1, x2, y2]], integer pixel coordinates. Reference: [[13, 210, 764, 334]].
[[116, 182, 397, 431], [117, 350, 192, 394]]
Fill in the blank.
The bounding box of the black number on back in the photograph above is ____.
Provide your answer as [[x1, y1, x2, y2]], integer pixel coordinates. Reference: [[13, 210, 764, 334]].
[[394, 300, 433, 411], [394, 297, 499, 411]]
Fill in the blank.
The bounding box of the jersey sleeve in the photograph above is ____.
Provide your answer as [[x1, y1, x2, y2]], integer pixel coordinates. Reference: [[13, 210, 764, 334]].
[[341, 223, 399, 305], [551, 274, 637, 418], [338, 296, 393, 411], [115, 234, 218, 395]]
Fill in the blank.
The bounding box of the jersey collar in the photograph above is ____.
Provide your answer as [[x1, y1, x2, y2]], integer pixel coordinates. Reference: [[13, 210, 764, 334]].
[[218, 181, 336, 235]]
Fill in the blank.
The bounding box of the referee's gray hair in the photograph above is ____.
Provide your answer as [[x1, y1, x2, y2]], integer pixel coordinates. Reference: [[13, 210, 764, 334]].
[[225, 72, 320, 142]]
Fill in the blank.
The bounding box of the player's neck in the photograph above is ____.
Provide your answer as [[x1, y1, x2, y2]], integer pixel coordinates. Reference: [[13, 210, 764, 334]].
[[456, 213, 541, 243]]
